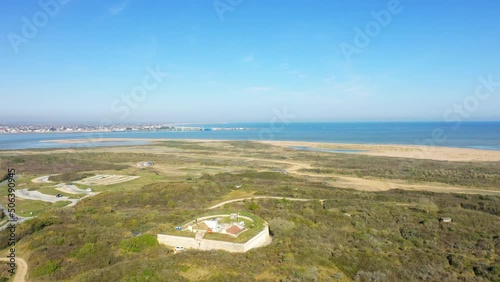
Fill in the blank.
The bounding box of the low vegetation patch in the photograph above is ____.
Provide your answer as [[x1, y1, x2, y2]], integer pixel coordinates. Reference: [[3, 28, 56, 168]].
[[309, 155, 500, 189], [0, 153, 127, 175], [120, 234, 159, 253], [48, 172, 95, 182], [1, 175, 496, 281]]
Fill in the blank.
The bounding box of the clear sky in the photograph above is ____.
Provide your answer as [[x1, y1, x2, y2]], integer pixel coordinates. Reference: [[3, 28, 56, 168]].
[[1, 0, 500, 124]]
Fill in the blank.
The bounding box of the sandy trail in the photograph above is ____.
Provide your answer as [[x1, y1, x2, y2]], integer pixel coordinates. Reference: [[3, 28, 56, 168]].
[[208, 196, 323, 209], [54, 184, 91, 195], [0, 257, 28, 282], [55, 187, 80, 195], [180, 153, 500, 196], [324, 175, 500, 195], [31, 175, 54, 183]]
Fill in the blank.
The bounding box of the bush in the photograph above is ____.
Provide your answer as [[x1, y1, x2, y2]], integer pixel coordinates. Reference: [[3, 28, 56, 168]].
[[72, 243, 96, 259], [32, 260, 60, 277], [119, 234, 158, 253], [249, 202, 260, 211], [354, 270, 387, 282], [269, 217, 295, 236]]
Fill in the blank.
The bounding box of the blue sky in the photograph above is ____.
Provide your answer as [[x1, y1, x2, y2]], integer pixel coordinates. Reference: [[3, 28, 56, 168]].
[[1, 0, 500, 124]]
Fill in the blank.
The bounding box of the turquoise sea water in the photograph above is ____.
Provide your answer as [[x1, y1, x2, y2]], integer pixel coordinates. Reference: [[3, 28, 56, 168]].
[[0, 122, 499, 151]]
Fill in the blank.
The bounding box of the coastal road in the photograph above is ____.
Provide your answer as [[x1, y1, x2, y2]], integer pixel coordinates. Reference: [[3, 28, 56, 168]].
[[0, 175, 19, 187], [0, 217, 34, 232], [0, 204, 34, 232], [16, 189, 79, 205]]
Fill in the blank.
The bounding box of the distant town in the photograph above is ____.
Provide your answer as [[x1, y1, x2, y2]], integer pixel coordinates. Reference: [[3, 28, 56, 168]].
[[0, 124, 255, 134]]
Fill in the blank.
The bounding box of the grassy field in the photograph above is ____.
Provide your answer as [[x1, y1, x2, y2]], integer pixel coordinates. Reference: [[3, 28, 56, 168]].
[[0, 141, 498, 281], [6, 198, 72, 216], [48, 172, 95, 182]]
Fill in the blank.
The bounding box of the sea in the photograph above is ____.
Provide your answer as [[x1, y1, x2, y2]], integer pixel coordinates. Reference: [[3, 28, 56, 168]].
[[1, 122, 499, 151]]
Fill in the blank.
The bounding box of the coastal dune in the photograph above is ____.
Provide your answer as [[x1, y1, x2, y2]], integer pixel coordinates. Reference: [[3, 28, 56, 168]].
[[263, 140, 500, 162], [40, 138, 500, 162]]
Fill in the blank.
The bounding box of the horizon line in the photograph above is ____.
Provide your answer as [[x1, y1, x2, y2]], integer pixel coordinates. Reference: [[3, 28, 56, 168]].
[[2, 120, 500, 126]]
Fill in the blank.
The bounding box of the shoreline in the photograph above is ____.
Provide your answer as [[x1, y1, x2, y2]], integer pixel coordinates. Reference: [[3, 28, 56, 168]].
[[35, 138, 500, 162], [39, 138, 156, 144]]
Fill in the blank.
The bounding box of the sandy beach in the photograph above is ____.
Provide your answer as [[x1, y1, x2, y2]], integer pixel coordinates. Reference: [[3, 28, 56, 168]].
[[263, 140, 500, 162]]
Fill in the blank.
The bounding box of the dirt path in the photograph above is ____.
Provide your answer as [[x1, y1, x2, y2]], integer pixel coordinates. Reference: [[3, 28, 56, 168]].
[[181, 153, 500, 196], [208, 196, 323, 209], [0, 257, 28, 282], [54, 184, 91, 195], [321, 175, 500, 195], [55, 187, 80, 195]]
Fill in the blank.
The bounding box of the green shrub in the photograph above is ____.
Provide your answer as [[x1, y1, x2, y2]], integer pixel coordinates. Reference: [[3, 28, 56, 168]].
[[32, 260, 60, 277], [72, 243, 96, 259], [119, 234, 158, 253], [249, 202, 260, 211], [269, 217, 295, 236]]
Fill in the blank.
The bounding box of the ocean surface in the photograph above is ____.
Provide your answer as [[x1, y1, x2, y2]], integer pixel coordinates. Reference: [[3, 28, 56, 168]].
[[1, 122, 499, 151]]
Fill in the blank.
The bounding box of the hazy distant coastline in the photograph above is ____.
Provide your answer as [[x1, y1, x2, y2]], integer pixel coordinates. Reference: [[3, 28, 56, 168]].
[[1, 122, 500, 151], [0, 124, 255, 134]]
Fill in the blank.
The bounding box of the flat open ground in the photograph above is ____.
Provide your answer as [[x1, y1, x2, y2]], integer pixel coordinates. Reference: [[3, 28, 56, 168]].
[[263, 140, 500, 162], [74, 175, 140, 186], [2, 139, 499, 195], [39, 138, 500, 162]]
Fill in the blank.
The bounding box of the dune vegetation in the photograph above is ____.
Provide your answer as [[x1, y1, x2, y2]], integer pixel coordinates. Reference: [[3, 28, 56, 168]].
[[0, 141, 498, 281]]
